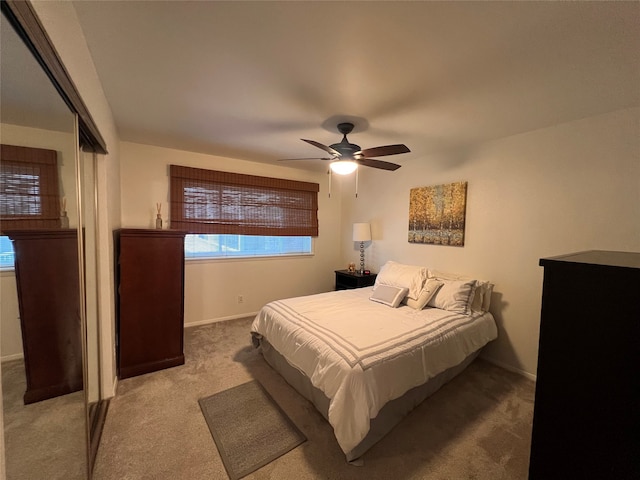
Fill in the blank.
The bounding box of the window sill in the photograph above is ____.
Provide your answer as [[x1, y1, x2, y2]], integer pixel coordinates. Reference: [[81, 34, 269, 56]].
[[0, 268, 16, 277]]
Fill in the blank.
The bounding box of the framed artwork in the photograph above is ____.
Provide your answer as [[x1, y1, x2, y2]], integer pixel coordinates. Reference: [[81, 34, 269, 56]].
[[408, 181, 468, 246]]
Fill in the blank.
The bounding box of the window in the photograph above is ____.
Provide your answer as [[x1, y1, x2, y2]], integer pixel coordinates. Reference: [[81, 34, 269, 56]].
[[170, 166, 318, 259], [1, 145, 62, 270], [0, 236, 15, 269], [0, 144, 61, 232], [184, 234, 312, 259], [170, 165, 319, 236]]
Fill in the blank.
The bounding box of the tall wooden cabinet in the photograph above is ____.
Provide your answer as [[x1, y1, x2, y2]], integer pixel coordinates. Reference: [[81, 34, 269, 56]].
[[115, 229, 186, 379], [7, 229, 83, 404], [529, 250, 640, 480]]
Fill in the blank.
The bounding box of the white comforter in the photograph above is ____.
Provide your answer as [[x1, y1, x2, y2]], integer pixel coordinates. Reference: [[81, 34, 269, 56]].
[[251, 287, 497, 455]]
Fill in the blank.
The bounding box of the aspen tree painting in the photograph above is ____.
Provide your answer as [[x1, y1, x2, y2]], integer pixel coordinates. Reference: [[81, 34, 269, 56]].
[[408, 181, 467, 246]]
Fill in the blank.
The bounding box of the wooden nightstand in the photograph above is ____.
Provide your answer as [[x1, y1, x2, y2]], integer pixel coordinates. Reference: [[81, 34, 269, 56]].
[[335, 270, 377, 290]]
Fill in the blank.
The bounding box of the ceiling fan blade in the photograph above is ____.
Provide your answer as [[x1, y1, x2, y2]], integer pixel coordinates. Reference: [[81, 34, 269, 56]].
[[357, 158, 402, 171], [301, 139, 341, 157], [358, 144, 410, 158]]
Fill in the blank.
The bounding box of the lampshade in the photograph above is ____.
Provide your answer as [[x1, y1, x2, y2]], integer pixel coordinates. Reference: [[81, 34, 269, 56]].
[[330, 160, 358, 175], [353, 223, 371, 242]]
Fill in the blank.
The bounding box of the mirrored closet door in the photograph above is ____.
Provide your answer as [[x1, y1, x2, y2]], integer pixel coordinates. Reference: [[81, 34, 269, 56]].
[[1, 1, 108, 478], [0, 9, 87, 478], [80, 149, 105, 464]]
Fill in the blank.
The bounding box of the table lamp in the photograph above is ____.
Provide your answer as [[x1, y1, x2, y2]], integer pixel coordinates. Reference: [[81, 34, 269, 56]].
[[352, 223, 371, 274]]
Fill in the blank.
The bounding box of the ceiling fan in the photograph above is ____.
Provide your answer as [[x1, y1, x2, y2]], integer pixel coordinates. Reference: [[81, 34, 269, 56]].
[[281, 122, 410, 174]]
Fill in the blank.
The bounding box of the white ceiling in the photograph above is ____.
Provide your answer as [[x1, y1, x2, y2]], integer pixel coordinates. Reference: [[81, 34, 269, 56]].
[[69, 0, 639, 170]]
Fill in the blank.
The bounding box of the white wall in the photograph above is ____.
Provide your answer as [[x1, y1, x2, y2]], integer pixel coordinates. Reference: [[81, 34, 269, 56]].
[[119, 142, 343, 325], [341, 107, 640, 378]]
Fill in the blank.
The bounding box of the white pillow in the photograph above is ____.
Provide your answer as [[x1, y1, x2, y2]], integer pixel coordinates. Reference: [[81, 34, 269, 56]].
[[403, 278, 444, 310], [375, 261, 427, 300], [370, 285, 409, 308], [428, 269, 494, 313], [481, 282, 494, 312], [427, 279, 477, 315]]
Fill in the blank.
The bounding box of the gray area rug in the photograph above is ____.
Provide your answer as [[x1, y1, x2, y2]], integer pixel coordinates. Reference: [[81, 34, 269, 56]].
[[199, 380, 306, 480]]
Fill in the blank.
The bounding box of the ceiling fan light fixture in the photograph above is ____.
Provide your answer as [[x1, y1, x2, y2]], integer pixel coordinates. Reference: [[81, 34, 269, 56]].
[[285, 122, 409, 173], [330, 160, 358, 175]]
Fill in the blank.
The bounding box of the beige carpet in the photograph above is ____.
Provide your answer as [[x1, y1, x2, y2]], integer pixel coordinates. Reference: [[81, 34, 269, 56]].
[[93, 317, 535, 479], [1, 359, 87, 480]]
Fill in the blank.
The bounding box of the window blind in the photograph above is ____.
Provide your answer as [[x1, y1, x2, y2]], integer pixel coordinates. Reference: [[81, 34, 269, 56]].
[[170, 165, 319, 236], [0, 144, 61, 232]]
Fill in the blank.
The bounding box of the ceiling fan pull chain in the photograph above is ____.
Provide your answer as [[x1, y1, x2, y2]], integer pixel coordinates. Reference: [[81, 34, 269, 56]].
[[355, 168, 359, 198], [328, 168, 332, 198]]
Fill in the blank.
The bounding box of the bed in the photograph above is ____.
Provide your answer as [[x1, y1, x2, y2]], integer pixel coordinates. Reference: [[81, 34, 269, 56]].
[[250, 261, 498, 462]]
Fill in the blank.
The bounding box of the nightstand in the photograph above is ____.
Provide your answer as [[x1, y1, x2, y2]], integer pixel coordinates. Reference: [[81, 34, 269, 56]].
[[335, 270, 377, 290]]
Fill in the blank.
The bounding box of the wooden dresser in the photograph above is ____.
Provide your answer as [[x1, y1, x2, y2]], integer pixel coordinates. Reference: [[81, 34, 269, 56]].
[[7, 229, 83, 404], [114, 229, 186, 379], [529, 250, 640, 479]]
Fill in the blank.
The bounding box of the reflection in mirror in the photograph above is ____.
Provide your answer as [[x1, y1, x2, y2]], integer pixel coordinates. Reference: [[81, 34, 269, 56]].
[[1, 11, 87, 479], [80, 149, 104, 462]]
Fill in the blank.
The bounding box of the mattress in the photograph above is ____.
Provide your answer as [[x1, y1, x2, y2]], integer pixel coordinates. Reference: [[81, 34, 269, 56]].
[[251, 286, 498, 456]]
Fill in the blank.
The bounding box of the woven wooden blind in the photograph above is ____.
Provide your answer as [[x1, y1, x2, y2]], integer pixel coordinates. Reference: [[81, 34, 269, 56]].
[[170, 165, 319, 236], [0, 144, 61, 233]]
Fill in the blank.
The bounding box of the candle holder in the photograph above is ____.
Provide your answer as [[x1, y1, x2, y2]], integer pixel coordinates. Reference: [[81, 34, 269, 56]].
[[156, 203, 163, 229], [60, 198, 69, 228]]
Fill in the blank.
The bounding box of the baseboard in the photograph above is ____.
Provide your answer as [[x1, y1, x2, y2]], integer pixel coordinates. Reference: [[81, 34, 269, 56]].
[[1, 353, 24, 363], [24, 380, 83, 404], [480, 354, 537, 382], [119, 355, 185, 379], [184, 312, 259, 329], [109, 376, 118, 398]]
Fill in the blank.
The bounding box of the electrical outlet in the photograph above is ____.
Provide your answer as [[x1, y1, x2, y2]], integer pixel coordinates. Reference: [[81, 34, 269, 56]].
[[237, 295, 244, 304]]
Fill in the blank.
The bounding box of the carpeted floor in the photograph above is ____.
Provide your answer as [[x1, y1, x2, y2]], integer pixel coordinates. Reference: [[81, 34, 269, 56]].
[[90, 316, 535, 480], [1, 359, 87, 480]]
